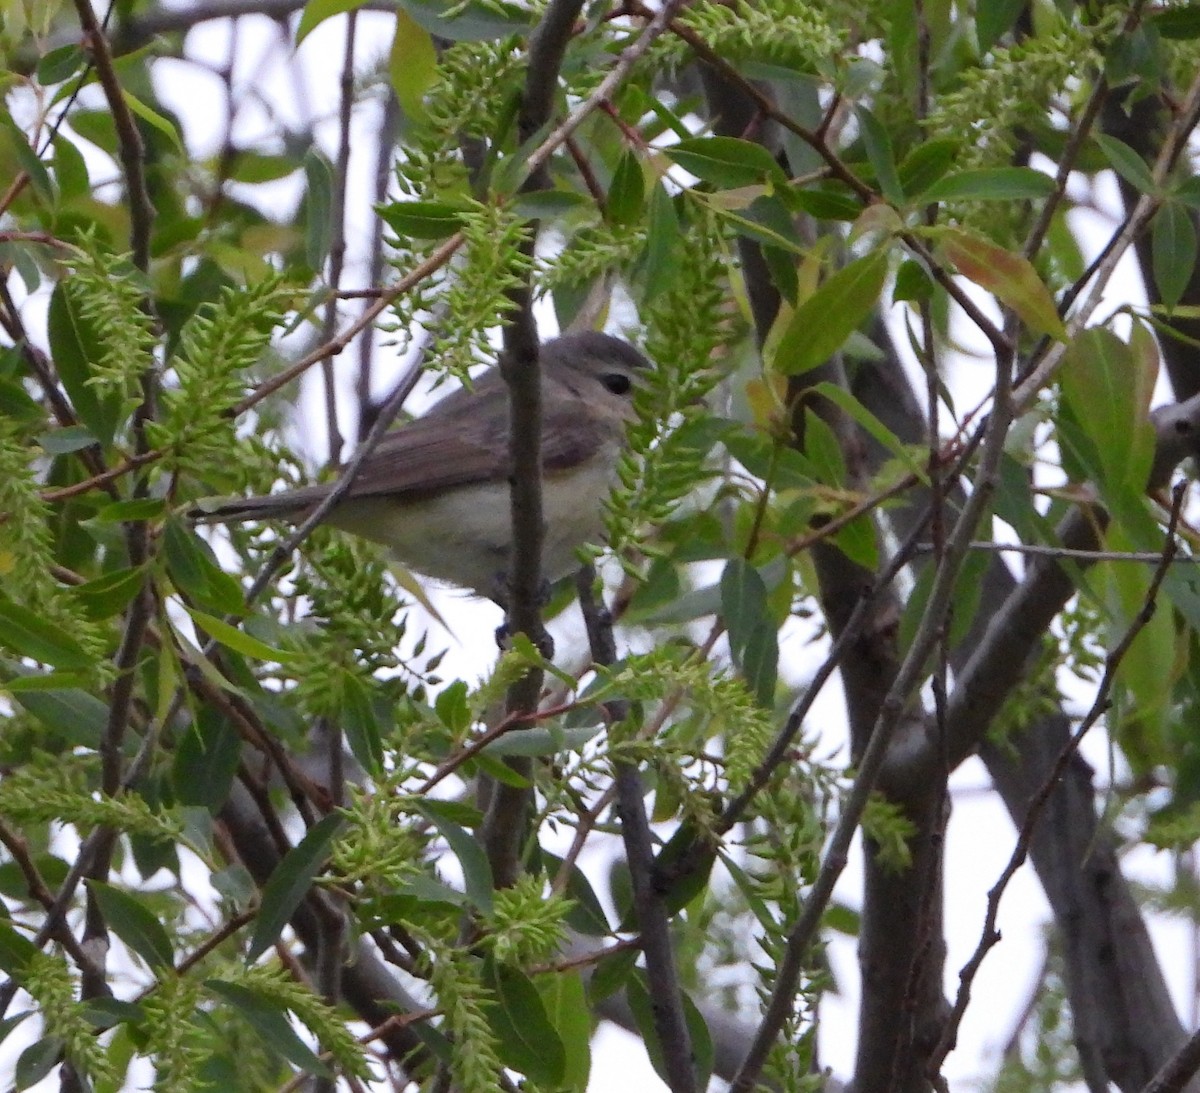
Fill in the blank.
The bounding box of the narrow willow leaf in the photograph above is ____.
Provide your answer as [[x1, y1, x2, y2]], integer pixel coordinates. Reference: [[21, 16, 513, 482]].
[[641, 182, 683, 303], [86, 882, 174, 971], [416, 800, 494, 911], [772, 249, 889, 375], [247, 812, 345, 961], [856, 105, 903, 203], [666, 136, 787, 189], [539, 850, 610, 936], [376, 199, 465, 240], [15, 1037, 61, 1091], [47, 283, 123, 446], [207, 979, 332, 1076], [1152, 201, 1197, 310], [185, 608, 298, 665], [977, 0, 1027, 51], [897, 139, 958, 196], [720, 559, 779, 707], [0, 596, 91, 669], [389, 9, 437, 120], [121, 91, 183, 153], [1061, 326, 1156, 496], [296, 0, 369, 44], [919, 167, 1055, 203], [942, 229, 1066, 340], [607, 150, 645, 227], [303, 150, 334, 269], [398, 0, 532, 40], [484, 957, 566, 1086], [1095, 134, 1157, 195], [36, 425, 96, 455], [536, 970, 591, 1092], [340, 671, 384, 777], [1152, 4, 1200, 38], [627, 974, 714, 1092]]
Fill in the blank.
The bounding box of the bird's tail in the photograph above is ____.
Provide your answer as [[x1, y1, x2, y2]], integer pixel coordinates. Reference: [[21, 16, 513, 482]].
[[188, 485, 327, 525]]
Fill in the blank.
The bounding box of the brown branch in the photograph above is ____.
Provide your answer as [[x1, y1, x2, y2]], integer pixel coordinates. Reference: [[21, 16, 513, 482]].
[[576, 568, 698, 1093]]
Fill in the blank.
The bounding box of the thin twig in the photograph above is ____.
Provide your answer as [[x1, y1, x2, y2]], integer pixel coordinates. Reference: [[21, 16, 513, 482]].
[[927, 482, 1186, 1081]]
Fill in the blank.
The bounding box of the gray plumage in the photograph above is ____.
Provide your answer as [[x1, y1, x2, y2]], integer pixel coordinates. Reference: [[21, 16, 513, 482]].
[[192, 332, 650, 597], [1149, 391, 1200, 491]]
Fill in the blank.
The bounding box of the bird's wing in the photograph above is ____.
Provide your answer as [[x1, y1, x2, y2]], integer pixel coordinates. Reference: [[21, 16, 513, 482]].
[[344, 383, 509, 500], [345, 371, 612, 499]]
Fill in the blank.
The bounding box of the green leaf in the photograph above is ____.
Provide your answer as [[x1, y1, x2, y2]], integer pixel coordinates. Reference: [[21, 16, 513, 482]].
[[789, 185, 861, 221], [1152, 201, 1197, 310], [720, 560, 779, 708], [536, 970, 591, 1092], [376, 199, 466, 240], [607, 150, 645, 227], [1095, 134, 1157, 195], [36, 45, 86, 86], [163, 519, 246, 616], [206, 979, 332, 1076], [1061, 326, 1156, 497], [340, 671, 384, 777], [538, 850, 610, 936], [1, 116, 54, 204], [919, 167, 1055, 203], [588, 946, 638, 1003], [16, 1037, 61, 1091], [86, 882, 175, 971], [1152, 4, 1200, 39], [896, 139, 958, 196], [627, 973, 713, 1092], [397, 0, 532, 40], [771, 249, 889, 375], [416, 799, 494, 911], [389, 8, 438, 119], [0, 595, 92, 669], [856, 105, 903, 202], [47, 283, 124, 447], [173, 708, 242, 812], [90, 497, 166, 523], [666, 136, 787, 189], [51, 135, 90, 201], [296, 0, 369, 44], [73, 567, 145, 620], [185, 608, 298, 664], [247, 812, 345, 961], [434, 679, 471, 734], [976, 0, 1027, 51], [225, 151, 300, 184], [810, 380, 929, 482], [482, 723, 603, 757], [893, 258, 933, 303], [640, 182, 683, 302], [0, 661, 108, 747], [484, 957, 565, 1086], [1102, 525, 1175, 774], [941, 229, 1066, 340], [121, 90, 183, 153], [303, 150, 334, 270], [0, 923, 39, 978], [36, 425, 97, 455]]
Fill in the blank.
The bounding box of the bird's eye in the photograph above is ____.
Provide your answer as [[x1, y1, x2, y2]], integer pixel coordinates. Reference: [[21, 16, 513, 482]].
[[602, 372, 633, 395], [1176, 419, 1193, 435]]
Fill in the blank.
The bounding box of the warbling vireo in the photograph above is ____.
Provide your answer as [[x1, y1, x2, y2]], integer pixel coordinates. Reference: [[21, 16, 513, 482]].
[[192, 332, 650, 598]]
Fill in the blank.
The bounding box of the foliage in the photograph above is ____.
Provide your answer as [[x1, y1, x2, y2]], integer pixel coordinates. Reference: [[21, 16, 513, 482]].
[[0, 0, 1198, 1090]]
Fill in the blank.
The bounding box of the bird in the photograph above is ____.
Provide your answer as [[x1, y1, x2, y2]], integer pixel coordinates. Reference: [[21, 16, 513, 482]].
[[1149, 391, 1200, 491], [190, 332, 650, 600]]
